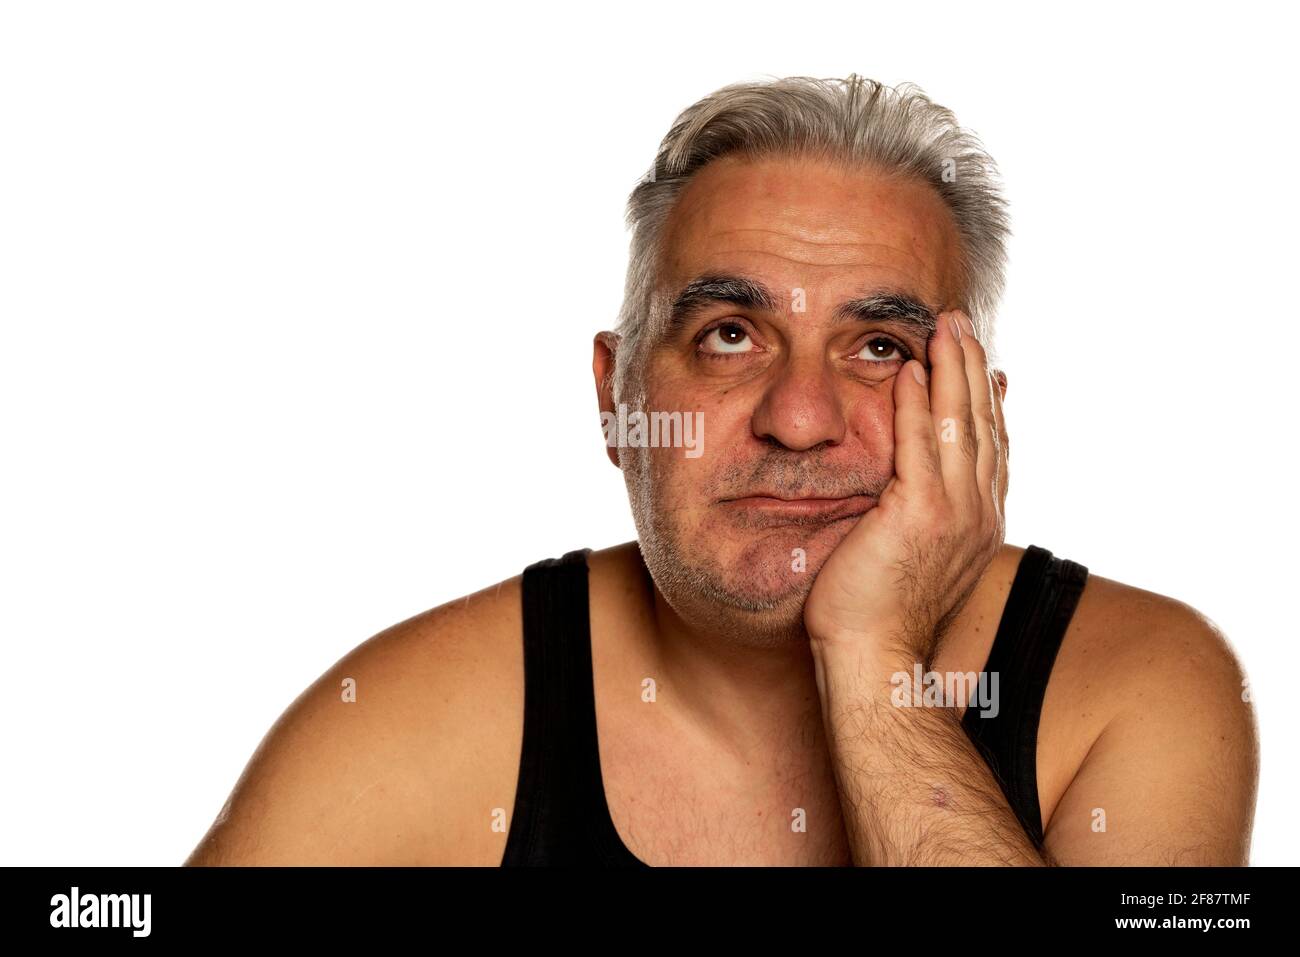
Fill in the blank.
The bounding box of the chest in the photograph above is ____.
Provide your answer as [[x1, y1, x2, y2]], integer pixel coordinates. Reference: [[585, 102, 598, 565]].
[[592, 657, 1103, 868], [597, 711, 855, 866]]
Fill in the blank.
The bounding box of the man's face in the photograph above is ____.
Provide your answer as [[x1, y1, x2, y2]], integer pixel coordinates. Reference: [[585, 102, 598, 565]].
[[609, 152, 966, 644]]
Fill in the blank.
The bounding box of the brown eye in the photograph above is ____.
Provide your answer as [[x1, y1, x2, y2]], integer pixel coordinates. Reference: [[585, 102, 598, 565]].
[[857, 337, 905, 362], [700, 323, 754, 354]]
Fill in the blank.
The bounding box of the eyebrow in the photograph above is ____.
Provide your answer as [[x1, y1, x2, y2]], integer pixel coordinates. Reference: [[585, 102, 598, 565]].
[[664, 273, 937, 339]]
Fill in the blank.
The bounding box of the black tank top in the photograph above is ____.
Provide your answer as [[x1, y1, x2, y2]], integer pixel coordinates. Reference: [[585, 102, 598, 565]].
[[500, 544, 1089, 866]]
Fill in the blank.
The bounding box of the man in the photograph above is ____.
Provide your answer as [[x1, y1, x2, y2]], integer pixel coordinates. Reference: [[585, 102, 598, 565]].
[[185, 75, 1258, 866]]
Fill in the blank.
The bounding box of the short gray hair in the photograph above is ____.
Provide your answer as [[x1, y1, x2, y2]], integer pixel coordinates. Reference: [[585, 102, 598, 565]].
[[611, 73, 1010, 401]]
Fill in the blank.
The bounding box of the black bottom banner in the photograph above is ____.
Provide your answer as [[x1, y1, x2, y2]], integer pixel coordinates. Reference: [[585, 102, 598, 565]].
[[5, 865, 1286, 945]]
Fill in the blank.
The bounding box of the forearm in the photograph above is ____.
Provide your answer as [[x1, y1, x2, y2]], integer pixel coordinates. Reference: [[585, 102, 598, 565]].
[[812, 642, 1051, 866]]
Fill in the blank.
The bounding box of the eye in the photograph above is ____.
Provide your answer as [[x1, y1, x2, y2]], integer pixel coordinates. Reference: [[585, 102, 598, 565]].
[[698, 322, 755, 355], [855, 336, 910, 363]]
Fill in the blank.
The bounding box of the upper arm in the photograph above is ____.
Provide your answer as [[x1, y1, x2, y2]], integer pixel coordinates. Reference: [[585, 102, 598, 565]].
[[1042, 599, 1259, 865], [184, 578, 524, 866]]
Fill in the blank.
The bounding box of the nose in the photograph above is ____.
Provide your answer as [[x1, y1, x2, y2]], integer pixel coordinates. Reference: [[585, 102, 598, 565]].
[[749, 353, 848, 451]]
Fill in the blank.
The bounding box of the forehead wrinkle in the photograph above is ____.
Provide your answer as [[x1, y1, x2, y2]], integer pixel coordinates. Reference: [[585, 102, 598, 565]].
[[705, 226, 925, 251], [666, 167, 967, 308], [693, 248, 930, 270], [683, 228, 950, 293]]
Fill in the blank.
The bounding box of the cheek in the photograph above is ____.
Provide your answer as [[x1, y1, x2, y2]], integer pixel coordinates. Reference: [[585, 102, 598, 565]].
[[633, 385, 729, 482], [636, 385, 754, 501], [846, 388, 897, 463]]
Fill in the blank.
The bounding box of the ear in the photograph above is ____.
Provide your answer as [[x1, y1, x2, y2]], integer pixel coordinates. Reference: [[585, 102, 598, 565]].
[[992, 368, 1009, 464], [593, 332, 622, 468]]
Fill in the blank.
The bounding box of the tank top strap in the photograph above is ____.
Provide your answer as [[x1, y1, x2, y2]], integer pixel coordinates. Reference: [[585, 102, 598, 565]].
[[960, 544, 1089, 848], [502, 548, 643, 866]]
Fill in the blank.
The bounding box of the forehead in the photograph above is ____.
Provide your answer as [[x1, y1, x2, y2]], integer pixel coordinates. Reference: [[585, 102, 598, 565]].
[[657, 153, 965, 310]]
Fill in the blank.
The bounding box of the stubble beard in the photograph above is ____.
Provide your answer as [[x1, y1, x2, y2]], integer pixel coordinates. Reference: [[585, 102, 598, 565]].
[[623, 439, 820, 650]]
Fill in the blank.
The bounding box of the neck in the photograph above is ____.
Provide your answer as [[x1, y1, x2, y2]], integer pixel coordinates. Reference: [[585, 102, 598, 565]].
[[630, 546, 826, 758]]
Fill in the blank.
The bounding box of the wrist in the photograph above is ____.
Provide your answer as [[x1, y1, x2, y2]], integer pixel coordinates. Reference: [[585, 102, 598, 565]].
[[809, 633, 923, 701], [808, 623, 923, 667]]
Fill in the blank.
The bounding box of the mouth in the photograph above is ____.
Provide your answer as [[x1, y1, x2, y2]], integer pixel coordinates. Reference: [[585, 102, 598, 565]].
[[716, 493, 877, 524]]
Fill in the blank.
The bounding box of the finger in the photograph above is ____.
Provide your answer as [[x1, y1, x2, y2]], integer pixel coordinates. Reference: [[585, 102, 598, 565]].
[[929, 310, 976, 498], [953, 311, 998, 509], [991, 368, 1009, 511], [892, 359, 941, 487]]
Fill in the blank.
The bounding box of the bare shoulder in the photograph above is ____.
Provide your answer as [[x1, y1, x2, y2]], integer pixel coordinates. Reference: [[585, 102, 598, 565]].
[[1040, 564, 1259, 863], [184, 571, 526, 866], [1056, 568, 1252, 722]]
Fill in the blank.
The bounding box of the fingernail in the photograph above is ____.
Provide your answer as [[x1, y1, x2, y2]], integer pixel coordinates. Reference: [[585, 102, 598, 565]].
[[911, 361, 926, 385], [957, 311, 976, 338], [948, 314, 962, 341]]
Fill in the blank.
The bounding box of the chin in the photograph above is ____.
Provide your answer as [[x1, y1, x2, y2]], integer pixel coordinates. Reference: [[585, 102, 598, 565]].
[[715, 516, 857, 588], [633, 489, 861, 646], [685, 518, 856, 614], [640, 538, 826, 649]]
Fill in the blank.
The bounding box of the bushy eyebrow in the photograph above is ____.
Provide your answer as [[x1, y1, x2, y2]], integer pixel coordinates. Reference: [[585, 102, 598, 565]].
[[663, 273, 937, 340], [832, 292, 937, 337], [665, 275, 778, 333]]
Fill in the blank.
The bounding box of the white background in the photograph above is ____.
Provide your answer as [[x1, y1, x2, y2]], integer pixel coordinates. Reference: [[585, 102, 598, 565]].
[[2, 1, 1295, 865]]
